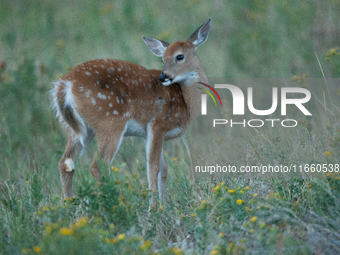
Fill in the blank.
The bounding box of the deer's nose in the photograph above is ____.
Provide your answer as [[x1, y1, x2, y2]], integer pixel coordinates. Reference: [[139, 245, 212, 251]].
[[159, 72, 169, 83]]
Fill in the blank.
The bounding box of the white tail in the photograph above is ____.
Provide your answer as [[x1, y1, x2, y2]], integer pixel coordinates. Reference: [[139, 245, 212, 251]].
[[51, 18, 211, 210]]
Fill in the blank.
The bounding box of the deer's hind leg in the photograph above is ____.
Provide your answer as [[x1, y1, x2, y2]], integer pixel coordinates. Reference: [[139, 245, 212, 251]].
[[89, 123, 128, 183], [59, 127, 95, 198]]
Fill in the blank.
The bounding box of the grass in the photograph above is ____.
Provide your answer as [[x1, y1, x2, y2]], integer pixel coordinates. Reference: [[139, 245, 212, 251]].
[[1, 1, 340, 254]]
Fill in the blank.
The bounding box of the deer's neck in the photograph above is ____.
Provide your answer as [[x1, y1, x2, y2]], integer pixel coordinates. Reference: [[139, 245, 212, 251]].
[[180, 68, 208, 121]]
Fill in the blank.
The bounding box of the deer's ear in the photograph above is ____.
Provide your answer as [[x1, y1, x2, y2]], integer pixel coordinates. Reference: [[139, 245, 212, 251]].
[[142, 36, 169, 57], [188, 18, 211, 50]]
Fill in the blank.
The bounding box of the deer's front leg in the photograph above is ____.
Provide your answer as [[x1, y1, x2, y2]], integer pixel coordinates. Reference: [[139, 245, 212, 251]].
[[158, 150, 167, 206], [145, 122, 165, 211]]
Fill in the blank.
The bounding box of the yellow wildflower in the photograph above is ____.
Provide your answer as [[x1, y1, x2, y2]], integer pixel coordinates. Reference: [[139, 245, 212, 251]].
[[245, 186, 250, 190], [45, 225, 53, 234], [33, 246, 41, 253], [251, 216, 258, 222], [228, 189, 235, 194], [324, 151, 331, 156], [236, 199, 243, 205], [210, 251, 219, 255], [104, 238, 111, 243], [75, 217, 88, 228], [190, 213, 195, 218], [111, 166, 114, 170], [115, 168, 118, 172], [140, 240, 153, 250], [22, 248, 30, 254], [213, 185, 220, 192], [118, 234, 125, 240], [172, 247, 183, 255], [60, 228, 73, 235], [218, 232, 224, 238], [253, 193, 258, 197], [326, 47, 339, 57], [174, 158, 177, 161]]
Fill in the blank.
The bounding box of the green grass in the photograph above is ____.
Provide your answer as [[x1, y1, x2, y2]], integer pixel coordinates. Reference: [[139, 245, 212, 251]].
[[1, 1, 340, 254]]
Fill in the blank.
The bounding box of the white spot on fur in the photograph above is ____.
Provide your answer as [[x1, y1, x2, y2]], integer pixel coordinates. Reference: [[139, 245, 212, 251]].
[[118, 68, 121, 72], [105, 84, 109, 89], [85, 71, 91, 75], [106, 112, 110, 116], [116, 97, 119, 103], [113, 110, 119, 115], [65, 158, 75, 172], [109, 103, 113, 107], [120, 77, 124, 82], [97, 92, 107, 99], [91, 97, 96, 105], [95, 71, 99, 74], [85, 90, 92, 98]]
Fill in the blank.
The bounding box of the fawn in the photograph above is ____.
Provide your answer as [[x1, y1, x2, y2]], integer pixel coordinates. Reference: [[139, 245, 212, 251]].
[[51, 18, 211, 209]]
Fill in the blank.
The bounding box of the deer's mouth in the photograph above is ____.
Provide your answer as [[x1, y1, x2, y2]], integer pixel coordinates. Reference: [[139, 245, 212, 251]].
[[161, 78, 172, 86]]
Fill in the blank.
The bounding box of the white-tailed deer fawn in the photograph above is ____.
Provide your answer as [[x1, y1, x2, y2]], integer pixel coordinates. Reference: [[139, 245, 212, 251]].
[[51, 18, 211, 210]]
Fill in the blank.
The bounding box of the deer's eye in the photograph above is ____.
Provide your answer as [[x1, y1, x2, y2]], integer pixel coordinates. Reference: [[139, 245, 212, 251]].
[[176, 54, 184, 61]]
